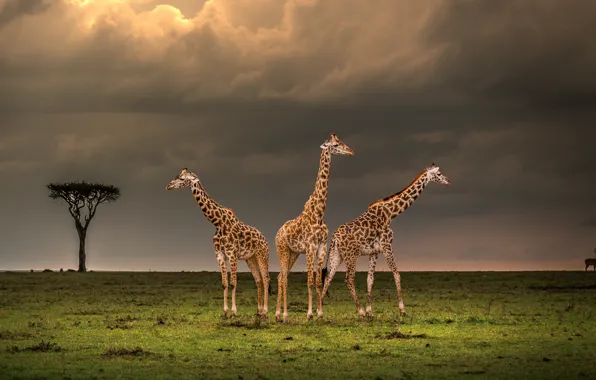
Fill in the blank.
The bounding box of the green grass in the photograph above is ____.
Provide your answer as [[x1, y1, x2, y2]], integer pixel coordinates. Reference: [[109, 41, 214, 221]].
[[1, 270, 595, 379]]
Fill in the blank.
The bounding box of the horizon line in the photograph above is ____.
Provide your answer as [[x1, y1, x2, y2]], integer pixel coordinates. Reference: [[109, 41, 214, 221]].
[[0, 269, 588, 273]]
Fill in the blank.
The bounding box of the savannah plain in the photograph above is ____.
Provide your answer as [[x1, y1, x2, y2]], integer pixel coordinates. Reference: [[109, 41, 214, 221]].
[[1, 270, 595, 379]]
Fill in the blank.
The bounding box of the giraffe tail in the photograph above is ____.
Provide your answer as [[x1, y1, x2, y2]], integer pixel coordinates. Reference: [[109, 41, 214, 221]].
[[321, 247, 330, 286]]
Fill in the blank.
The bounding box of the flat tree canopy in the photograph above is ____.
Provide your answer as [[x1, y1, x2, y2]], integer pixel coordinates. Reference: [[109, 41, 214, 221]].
[[47, 181, 120, 272]]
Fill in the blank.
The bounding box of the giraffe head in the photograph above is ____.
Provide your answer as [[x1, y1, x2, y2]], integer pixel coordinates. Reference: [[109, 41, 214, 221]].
[[165, 168, 198, 190], [320, 133, 354, 156], [425, 162, 451, 186]]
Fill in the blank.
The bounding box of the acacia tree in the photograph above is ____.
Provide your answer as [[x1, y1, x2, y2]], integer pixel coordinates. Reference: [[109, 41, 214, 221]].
[[47, 182, 121, 272]]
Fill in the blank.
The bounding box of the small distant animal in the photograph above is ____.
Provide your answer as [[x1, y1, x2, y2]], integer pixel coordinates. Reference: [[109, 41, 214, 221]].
[[585, 249, 596, 271]]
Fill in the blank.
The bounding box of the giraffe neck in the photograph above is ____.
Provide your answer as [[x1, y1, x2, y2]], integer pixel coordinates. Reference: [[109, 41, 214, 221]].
[[190, 180, 230, 227], [369, 170, 429, 221], [303, 149, 332, 224]]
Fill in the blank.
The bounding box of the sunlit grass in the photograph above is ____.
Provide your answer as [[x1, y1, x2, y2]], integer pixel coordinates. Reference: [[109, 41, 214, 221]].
[[0, 270, 595, 379]]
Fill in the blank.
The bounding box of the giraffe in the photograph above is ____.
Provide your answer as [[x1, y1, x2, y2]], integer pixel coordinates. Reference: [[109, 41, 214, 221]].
[[320, 162, 451, 318], [586, 248, 596, 271], [275, 133, 354, 322], [166, 168, 271, 319]]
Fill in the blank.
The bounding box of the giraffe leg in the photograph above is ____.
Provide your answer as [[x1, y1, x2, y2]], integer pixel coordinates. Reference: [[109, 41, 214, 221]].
[[276, 244, 298, 322], [383, 249, 406, 317], [306, 245, 317, 320], [345, 258, 365, 317], [282, 251, 300, 323], [256, 249, 270, 318], [229, 255, 239, 317], [319, 244, 341, 318], [315, 243, 327, 318], [275, 270, 284, 322], [365, 253, 378, 317], [275, 243, 290, 322], [216, 251, 229, 319], [246, 256, 263, 316]]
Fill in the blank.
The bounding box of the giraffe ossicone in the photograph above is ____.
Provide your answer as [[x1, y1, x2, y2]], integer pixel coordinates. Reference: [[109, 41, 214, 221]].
[[320, 162, 451, 319], [166, 168, 271, 319], [275, 133, 354, 323]]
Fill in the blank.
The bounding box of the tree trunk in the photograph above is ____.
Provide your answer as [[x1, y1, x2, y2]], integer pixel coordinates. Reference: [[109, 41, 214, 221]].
[[76, 226, 87, 272]]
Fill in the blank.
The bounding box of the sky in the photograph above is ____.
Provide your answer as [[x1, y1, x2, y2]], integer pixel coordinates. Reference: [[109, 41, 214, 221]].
[[0, 0, 595, 272]]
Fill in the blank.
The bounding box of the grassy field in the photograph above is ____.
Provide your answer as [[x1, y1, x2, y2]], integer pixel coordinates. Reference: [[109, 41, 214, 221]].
[[0, 270, 595, 379]]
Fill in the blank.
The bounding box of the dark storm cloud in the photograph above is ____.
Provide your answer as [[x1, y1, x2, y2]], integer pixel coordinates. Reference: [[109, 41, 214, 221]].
[[0, 0, 49, 29], [1, 1, 594, 113], [581, 216, 596, 227], [426, 0, 596, 106]]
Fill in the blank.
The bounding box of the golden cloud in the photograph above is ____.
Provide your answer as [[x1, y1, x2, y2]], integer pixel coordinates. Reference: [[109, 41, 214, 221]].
[[0, 0, 446, 108]]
